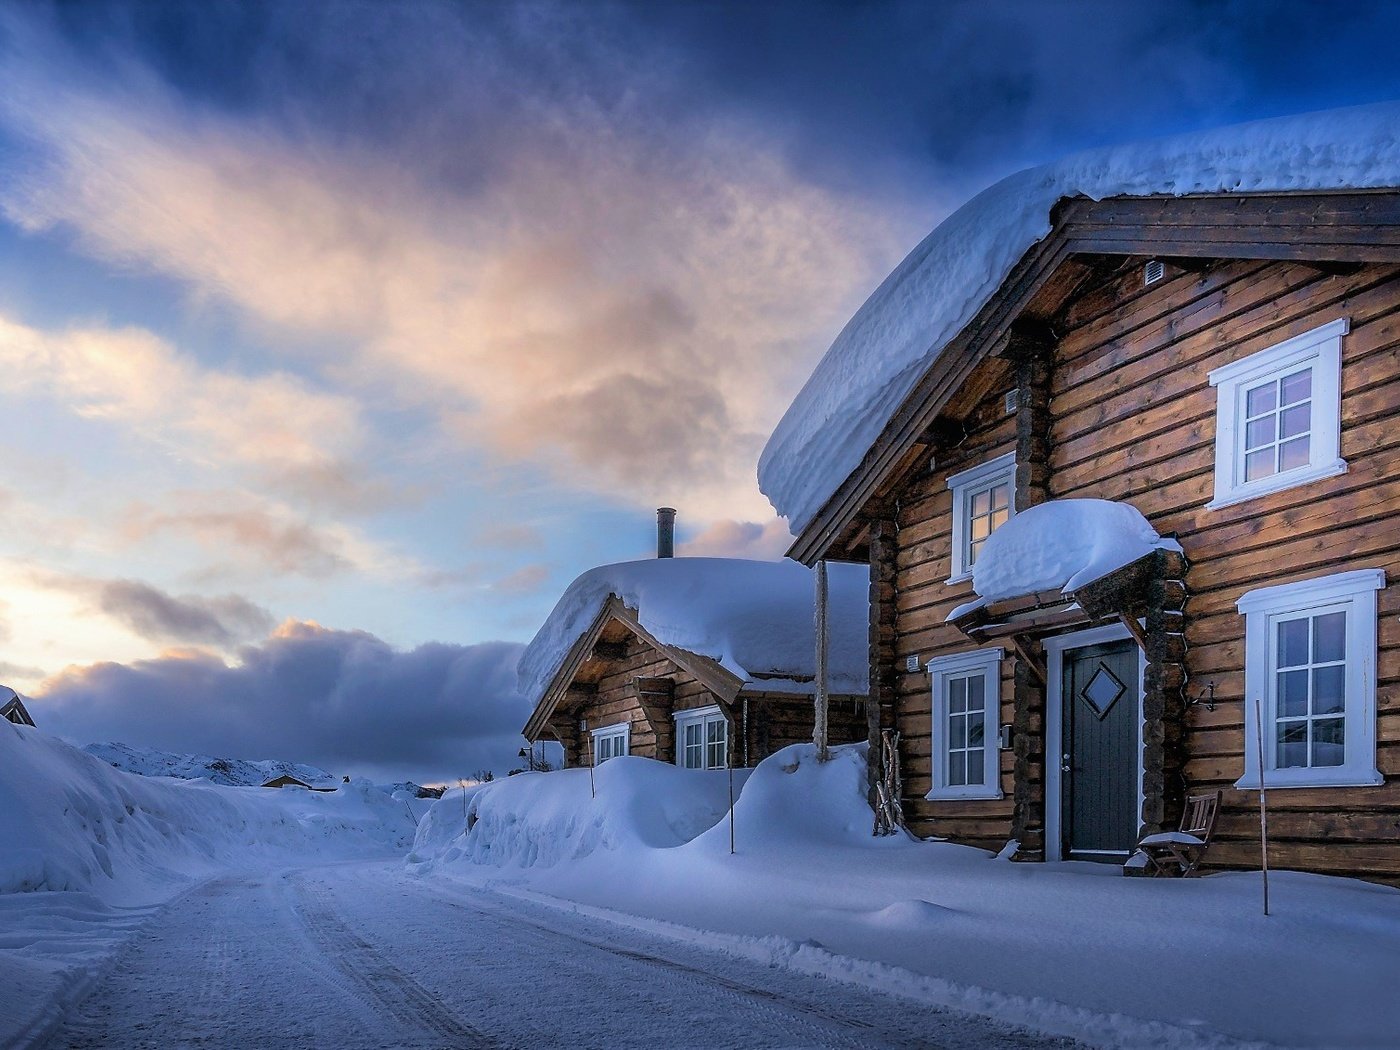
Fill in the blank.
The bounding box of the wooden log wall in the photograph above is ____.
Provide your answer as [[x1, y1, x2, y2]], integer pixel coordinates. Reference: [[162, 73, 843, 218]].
[[891, 255, 1400, 879]]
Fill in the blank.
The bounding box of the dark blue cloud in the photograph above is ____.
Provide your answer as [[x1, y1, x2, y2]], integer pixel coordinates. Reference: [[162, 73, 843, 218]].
[[34, 623, 532, 784]]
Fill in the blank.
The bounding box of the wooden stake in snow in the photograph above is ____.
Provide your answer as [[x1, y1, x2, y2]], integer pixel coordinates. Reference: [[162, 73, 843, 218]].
[[583, 719, 596, 799], [727, 759, 736, 855], [458, 779, 469, 833], [1254, 694, 1271, 916], [814, 559, 830, 762]]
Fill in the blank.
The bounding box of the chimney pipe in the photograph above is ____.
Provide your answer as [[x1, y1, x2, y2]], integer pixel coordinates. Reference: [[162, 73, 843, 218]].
[[656, 507, 676, 559]]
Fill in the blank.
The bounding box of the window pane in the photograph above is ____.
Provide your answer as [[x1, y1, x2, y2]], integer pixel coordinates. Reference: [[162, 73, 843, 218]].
[[971, 489, 991, 516], [967, 712, 985, 748], [968, 536, 985, 565], [949, 713, 966, 749], [990, 507, 1010, 531], [970, 515, 991, 542], [1313, 611, 1346, 664], [949, 750, 966, 787], [1279, 437, 1310, 472], [1279, 403, 1310, 440], [1246, 381, 1277, 417], [966, 747, 984, 785], [1245, 448, 1275, 481], [687, 723, 703, 746], [1280, 369, 1312, 406], [1277, 669, 1309, 717], [1312, 718, 1345, 767], [1276, 720, 1307, 769], [1245, 415, 1276, 450], [1277, 618, 1310, 667], [949, 677, 966, 713], [990, 483, 1009, 512], [707, 718, 724, 744], [1312, 665, 1345, 716]]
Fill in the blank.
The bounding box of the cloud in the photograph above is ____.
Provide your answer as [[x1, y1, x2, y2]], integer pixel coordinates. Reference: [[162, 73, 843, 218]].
[[490, 564, 550, 597], [476, 523, 544, 551], [678, 518, 794, 560], [0, 7, 914, 523], [34, 572, 274, 646], [0, 660, 46, 682], [122, 504, 351, 579], [35, 621, 531, 782]]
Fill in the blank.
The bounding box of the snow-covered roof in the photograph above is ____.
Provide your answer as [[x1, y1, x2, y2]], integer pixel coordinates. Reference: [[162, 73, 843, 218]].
[[517, 558, 870, 702], [759, 101, 1400, 537], [949, 499, 1181, 620]]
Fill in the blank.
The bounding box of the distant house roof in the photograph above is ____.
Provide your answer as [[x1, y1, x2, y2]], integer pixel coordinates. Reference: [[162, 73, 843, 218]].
[[261, 774, 335, 791], [1, 687, 35, 727], [759, 100, 1400, 545]]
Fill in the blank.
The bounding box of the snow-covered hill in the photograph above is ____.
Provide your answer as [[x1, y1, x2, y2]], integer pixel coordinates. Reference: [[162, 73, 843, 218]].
[[83, 741, 339, 789]]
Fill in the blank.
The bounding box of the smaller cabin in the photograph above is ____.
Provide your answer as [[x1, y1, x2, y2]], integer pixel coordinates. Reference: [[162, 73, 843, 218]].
[[261, 774, 335, 791], [1, 687, 35, 727], [519, 556, 870, 769]]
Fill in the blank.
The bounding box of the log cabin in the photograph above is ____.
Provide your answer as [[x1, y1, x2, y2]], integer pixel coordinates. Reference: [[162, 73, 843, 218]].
[[1, 687, 35, 727], [758, 103, 1400, 882], [520, 514, 869, 770]]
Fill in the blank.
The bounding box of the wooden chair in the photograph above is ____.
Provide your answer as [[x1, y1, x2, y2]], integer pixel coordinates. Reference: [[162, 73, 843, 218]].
[[1136, 791, 1222, 877]]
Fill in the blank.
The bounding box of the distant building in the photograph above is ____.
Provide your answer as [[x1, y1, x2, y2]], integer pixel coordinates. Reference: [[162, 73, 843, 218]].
[[1, 687, 35, 727], [261, 774, 335, 791]]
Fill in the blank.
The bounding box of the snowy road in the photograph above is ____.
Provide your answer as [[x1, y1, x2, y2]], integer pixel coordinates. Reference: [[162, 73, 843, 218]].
[[43, 861, 1076, 1049]]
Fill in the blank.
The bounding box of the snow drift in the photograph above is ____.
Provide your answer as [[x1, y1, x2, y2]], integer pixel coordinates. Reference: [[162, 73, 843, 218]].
[[408, 758, 742, 871], [0, 721, 416, 905], [84, 741, 339, 789], [516, 557, 869, 703], [759, 100, 1400, 536]]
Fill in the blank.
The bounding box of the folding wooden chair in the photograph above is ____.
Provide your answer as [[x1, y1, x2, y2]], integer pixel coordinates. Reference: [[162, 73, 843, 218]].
[[1136, 791, 1222, 877]]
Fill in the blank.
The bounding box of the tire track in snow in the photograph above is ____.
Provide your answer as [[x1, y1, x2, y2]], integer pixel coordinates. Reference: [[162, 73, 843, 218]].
[[285, 872, 500, 1049]]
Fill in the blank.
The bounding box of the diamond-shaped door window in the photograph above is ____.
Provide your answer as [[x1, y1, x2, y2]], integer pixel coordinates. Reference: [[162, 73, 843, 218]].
[[1080, 663, 1126, 719]]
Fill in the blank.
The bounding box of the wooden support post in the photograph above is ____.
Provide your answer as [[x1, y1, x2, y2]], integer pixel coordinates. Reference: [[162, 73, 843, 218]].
[[814, 559, 830, 762], [1141, 548, 1189, 838], [866, 516, 899, 809]]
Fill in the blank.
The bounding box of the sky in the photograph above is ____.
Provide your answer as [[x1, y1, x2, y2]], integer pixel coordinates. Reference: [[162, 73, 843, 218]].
[[3, 0, 1400, 782]]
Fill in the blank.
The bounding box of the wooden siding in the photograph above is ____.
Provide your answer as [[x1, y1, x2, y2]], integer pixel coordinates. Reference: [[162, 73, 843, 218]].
[[891, 256, 1400, 878], [546, 629, 865, 768]]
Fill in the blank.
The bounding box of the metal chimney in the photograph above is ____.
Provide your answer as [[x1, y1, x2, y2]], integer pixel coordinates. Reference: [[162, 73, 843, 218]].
[[656, 507, 676, 558]]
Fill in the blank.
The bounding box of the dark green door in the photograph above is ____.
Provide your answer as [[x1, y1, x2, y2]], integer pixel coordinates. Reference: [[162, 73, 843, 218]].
[[1062, 639, 1139, 859]]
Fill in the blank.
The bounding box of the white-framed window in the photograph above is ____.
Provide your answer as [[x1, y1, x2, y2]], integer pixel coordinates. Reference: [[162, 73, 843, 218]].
[[1235, 568, 1384, 790], [1207, 318, 1348, 509], [674, 705, 729, 769], [591, 722, 630, 764], [947, 452, 1017, 582], [925, 648, 1004, 800]]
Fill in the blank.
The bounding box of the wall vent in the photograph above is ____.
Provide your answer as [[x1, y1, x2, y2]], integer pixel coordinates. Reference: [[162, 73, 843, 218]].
[[1004, 388, 1018, 415], [1144, 259, 1166, 286], [905, 654, 922, 673]]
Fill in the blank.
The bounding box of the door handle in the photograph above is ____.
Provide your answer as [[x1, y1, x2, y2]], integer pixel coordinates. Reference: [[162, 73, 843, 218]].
[[1061, 753, 1072, 773]]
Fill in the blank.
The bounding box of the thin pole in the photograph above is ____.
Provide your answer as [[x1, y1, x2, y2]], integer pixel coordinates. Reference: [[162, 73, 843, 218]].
[[727, 758, 736, 855], [585, 725, 596, 799], [814, 559, 830, 762], [1253, 694, 1271, 917], [458, 778, 468, 833]]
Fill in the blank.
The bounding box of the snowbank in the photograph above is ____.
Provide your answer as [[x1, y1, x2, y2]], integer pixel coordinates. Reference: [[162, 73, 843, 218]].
[[412, 740, 1400, 1048], [408, 758, 744, 871], [956, 498, 1181, 613], [0, 721, 415, 905], [759, 100, 1400, 536], [517, 557, 869, 702]]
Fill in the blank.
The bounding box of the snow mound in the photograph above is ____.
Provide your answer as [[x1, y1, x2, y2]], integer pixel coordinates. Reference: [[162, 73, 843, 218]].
[[759, 100, 1400, 535], [691, 743, 892, 852], [84, 741, 339, 788], [517, 557, 869, 702], [0, 721, 416, 905], [958, 499, 1181, 613], [408, 758, 742, 871]]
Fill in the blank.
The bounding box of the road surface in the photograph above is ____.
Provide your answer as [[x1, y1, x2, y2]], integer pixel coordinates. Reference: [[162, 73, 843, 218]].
[[46, 861, 1077, 1049]]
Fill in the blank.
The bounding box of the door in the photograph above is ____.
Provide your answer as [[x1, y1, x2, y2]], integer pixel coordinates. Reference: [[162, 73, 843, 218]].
[[1061, 638, 1140, 859]]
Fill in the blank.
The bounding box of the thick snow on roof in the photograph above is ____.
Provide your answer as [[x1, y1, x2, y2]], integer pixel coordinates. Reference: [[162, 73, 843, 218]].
[[759, 101, 1400, 536], [517, 558, 869, 702], [950, 499, 1180, 618]]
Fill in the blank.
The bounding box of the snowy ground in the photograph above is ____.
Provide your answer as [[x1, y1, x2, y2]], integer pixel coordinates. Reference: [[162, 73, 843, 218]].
[[38, 861, 1072, 1049], [412, 745, 1400, 1049]]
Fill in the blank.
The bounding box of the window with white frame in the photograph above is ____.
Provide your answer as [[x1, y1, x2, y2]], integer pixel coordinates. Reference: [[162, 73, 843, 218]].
[[591, 722, 629, 764], [674, 706, 728, 769], [1208, 318, 1348, 509], [947, 452, 1016, 582], [1235, 568, 1384, 790], [925, 648, 1003, 800]]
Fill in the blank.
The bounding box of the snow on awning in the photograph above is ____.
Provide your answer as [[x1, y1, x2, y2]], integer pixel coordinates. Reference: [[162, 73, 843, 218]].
[[759, 101, 1400, 538], [518, 558, 870, 703], [948, 499, 1181, 621]]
